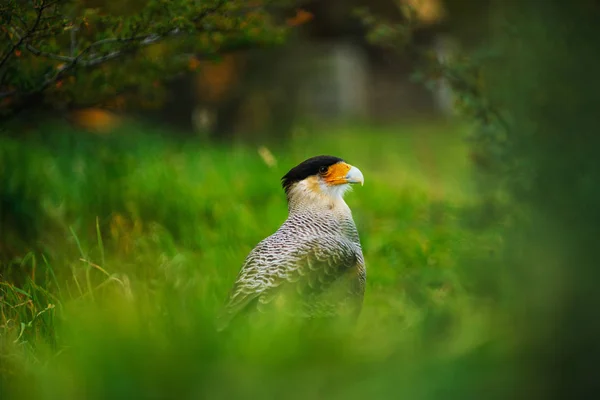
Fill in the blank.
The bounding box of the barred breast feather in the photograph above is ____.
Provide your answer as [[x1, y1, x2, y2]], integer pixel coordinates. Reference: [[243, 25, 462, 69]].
[[217, 206, 366, 330]]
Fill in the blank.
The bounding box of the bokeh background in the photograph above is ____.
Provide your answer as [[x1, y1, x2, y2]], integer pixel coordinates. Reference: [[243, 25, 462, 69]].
[[2, 0, 599, 398]]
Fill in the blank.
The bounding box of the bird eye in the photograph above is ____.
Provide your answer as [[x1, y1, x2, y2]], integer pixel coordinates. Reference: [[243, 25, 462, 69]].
[[319, 166, 328, 174]]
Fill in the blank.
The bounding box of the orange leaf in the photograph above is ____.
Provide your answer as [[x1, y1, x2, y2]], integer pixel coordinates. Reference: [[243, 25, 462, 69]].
[[71, 108, 121, 133], [188, 56, 201, 71], [195, 54, 238, 102], [14, 50, 21, 57], [56, 80, 63, 88], [286, 9, 313, 27], [404, 0, 445, 24]]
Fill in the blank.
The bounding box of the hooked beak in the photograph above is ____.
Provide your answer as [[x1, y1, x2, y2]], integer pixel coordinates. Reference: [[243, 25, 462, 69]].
[[323, 162, 365, 186], [345, 165, 364, 186]]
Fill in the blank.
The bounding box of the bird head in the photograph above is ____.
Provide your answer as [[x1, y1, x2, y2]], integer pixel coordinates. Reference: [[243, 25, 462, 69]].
[[281, 155, 364, 205]]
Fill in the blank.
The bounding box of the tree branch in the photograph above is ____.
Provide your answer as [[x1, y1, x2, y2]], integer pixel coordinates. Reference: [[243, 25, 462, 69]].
[[0, 27, 181, 103], [24, 43, 74, 62], [0, 0, 63, 86], [0, 89, 16, 98], [0, 0, 46, 69], [0, 0, 290, 118]]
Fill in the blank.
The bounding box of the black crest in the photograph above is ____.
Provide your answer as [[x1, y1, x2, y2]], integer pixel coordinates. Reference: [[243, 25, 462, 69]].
[[281, 155, 344, 193]]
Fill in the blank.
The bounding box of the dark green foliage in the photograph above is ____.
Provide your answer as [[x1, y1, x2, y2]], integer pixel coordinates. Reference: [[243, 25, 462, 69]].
[[357, 2, 511, 219], [484, 1, 600, 396], [0, 0, 294, 119], [357, 1, 600, 396]]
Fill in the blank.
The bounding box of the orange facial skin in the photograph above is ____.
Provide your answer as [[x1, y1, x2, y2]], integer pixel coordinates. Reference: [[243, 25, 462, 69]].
[[321, 162, 352, 186]]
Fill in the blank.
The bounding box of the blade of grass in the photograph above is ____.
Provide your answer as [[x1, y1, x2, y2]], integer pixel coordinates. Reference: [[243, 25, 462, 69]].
[[26, 279, 62, 311], [19, 252, 36, 282], [0, 282, 31, 298], [70, 227, 94, 301], [79, 258, 111, 278], [69, 265, 84, 298], [96, 216, 106, 267], [69, 227, 86, 259], [42, 254, 62, 298]]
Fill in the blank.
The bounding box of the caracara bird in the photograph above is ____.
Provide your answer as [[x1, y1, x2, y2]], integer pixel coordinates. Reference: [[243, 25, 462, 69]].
[[217, 155, 366, 331]]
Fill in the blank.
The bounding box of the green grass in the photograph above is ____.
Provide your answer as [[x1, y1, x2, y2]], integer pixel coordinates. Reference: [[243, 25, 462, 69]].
[[0, 121, 513, 399]]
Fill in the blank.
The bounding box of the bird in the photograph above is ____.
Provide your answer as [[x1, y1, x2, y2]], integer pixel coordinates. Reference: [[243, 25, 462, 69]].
[[217, 155, 366, 331]]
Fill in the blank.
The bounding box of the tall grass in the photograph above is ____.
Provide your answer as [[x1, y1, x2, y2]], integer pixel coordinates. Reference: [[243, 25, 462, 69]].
[[0, 121, 511, 399]]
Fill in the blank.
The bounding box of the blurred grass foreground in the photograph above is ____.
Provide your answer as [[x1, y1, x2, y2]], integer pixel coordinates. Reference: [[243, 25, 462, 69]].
[[0, 121, 511, 399]]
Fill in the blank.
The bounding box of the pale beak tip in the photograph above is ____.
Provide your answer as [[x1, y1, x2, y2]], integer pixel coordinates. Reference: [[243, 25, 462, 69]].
[[346, 165, 364, 186]]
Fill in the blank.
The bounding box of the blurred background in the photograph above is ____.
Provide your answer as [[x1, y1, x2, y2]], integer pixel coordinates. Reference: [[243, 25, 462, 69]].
[[1, 0, 599, 398]]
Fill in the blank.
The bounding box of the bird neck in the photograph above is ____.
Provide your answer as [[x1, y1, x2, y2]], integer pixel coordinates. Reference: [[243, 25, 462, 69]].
[[285, 180, 352, 214], [285, 185, 358, 241], [287, 196, 351, 215], [286, 188, 351, 217]]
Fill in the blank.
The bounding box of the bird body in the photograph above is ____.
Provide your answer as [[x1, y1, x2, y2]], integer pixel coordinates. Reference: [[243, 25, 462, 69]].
[[218, 156, 365, 330]]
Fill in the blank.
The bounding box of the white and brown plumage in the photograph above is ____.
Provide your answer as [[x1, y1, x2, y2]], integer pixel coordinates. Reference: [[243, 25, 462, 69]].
[[217, 155, 366, 330]]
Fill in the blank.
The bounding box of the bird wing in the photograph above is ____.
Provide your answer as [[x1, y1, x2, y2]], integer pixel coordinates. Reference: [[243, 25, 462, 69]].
[[217, 236, 360, 330]]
